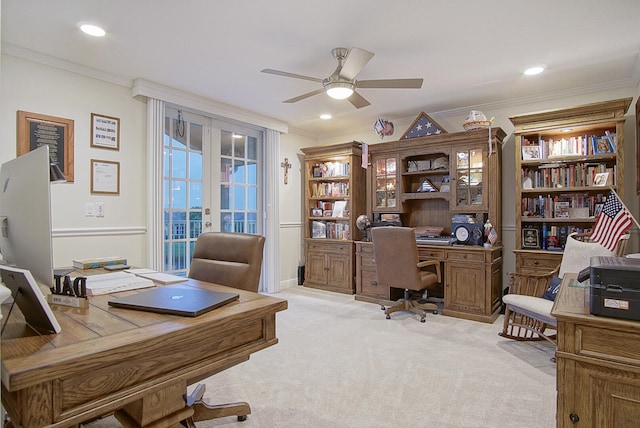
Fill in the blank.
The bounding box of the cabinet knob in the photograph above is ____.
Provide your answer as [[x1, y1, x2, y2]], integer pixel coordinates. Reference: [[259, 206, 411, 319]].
[[533, 260, 539, 265], [569, 413, 580, 423]]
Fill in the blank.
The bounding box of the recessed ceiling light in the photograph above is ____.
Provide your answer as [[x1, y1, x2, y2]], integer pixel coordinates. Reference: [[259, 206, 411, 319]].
[[320, 114, 332, 120], [524, 66, 544, 76], [80, 24, 106, 37]]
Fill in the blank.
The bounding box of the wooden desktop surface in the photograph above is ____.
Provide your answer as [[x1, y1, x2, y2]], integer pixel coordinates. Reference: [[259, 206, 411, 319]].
[[1, 273, 288, 428]]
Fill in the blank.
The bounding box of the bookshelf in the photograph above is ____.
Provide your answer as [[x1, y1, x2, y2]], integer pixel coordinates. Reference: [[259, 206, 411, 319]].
[[301, 142, 366, 294], [509, 98, 632, 273]]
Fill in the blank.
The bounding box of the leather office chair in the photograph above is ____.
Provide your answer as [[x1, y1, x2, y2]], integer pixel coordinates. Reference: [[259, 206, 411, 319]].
[[371, 227, 442, 323], [184, 232, 265, 425], [188, 231, 265, 292]]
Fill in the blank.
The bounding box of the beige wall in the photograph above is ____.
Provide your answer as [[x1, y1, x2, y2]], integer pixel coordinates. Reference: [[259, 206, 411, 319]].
[[0, 54, 148, 268]]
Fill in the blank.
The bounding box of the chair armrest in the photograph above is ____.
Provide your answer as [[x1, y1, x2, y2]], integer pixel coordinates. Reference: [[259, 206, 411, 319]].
[[507, 265, 559, 297], [417, 260, 441, 282]]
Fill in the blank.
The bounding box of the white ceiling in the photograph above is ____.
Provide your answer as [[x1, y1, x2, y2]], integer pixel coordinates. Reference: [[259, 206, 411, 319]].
[[2, 0, 640, 138]]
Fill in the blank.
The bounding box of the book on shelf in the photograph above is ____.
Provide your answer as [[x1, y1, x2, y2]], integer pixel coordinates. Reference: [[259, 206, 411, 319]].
[[73, 257, 128, 269]]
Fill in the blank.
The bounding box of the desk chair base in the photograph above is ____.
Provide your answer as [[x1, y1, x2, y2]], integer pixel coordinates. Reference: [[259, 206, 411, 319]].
[[381, 289, 439, 323], [182, 384, 250, 427]]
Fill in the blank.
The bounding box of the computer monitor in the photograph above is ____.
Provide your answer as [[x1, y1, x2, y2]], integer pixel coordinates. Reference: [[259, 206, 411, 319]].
[[0, 145, 55, 290]]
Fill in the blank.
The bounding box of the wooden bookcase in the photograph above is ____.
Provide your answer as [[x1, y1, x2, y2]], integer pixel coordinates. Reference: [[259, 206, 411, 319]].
[[510, 98, 632, 274], [301, 142, 366, 294], [356, 128, 505, 323]]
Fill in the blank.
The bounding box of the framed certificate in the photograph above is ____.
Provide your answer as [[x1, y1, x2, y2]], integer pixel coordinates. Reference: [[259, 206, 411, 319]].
[[91, 113, 120, 150], [91, 159, 120, 194]]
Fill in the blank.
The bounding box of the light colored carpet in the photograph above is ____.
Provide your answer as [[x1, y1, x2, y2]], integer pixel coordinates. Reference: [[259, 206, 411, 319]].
[[87, 286, 556, 428]]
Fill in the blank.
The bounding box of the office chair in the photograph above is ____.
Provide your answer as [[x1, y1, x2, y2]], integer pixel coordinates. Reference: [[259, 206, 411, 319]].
[[184, 231, 265, 425], [188, 231, 265, 292], [371, 227, 442, 323]]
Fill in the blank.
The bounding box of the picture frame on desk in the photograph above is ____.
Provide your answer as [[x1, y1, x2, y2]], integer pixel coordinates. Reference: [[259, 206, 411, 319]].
[[592, 136, 614, 154], [522, 227, 541, 249], [521, 145, 540, 160]]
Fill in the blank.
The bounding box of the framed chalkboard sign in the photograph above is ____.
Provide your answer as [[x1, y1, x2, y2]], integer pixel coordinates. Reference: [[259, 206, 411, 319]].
[[17, 110, 74, 182]]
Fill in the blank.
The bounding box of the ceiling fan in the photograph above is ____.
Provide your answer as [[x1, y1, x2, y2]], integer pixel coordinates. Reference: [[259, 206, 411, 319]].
[[261, 47, 423, 109]]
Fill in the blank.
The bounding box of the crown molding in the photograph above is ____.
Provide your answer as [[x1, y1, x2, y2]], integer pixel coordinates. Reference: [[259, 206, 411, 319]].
[[2, 43, 133, 88], [131, 79, 288, 134]]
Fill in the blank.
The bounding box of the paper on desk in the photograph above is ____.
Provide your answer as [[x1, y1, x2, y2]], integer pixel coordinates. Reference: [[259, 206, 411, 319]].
[[124, 268, 156, 274], [134, 272, 187, 284], [80, 272, 155, 295]]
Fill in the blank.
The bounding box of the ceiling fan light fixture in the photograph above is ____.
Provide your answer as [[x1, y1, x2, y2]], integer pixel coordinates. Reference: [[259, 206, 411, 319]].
[[324, 82, 354, 100]]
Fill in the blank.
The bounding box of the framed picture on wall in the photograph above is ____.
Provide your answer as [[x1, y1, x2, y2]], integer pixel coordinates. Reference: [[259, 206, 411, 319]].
[[17, 110, 74, 182], [91, 113, 120, 150], [91, 159, 120, 194]]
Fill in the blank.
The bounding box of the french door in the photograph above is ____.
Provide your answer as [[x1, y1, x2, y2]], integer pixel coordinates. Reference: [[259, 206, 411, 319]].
[[163, 108, 263, 276]]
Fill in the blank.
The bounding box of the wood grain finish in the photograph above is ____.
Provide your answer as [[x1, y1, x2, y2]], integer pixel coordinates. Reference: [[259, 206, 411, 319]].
[[552, 273, 640, 427], [301, 142, 366, 294], [1, 277, 287, 427], [355, 241, 502, 323]]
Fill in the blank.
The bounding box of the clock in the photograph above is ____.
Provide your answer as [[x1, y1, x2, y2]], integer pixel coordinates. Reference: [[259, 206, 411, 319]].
[[453, 222, 484, 245]]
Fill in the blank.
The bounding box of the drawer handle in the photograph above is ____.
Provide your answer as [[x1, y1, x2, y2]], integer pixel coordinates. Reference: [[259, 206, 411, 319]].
[[569, 413, 579, 423], [533, 261, 539, 265]]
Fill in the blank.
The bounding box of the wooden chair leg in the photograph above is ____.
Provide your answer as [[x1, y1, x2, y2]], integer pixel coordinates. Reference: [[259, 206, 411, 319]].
[[183, 384, 251, 425]]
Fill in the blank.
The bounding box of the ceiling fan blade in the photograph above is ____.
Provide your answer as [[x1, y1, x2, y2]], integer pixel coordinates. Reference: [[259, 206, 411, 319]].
[[339, 48, 375, 80], [357, 78, 424, 89], [261, 68, 323, 83], [348, 91, 371, 109], [283, 88, 326, 103]]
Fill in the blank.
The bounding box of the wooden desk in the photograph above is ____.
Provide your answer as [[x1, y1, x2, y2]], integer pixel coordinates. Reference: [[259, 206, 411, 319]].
[[552, 273, 640, 427], [355, 241, 503, 323], [1, 277, 287, 427]]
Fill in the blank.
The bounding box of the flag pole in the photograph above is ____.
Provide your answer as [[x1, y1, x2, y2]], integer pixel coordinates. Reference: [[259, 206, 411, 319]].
[[608, 186, 640, 230]]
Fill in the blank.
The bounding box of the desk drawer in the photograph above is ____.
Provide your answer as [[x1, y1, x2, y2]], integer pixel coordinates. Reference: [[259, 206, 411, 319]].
[[418, 248, 445, 260], [446, 251, 484, 262], [574, 324, 640, 367], [517, 252, 561, 273]]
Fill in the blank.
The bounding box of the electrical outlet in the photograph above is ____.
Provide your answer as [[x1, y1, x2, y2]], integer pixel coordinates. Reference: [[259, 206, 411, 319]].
[[96, 202, 105, 217], [85, 203, 94, 217]]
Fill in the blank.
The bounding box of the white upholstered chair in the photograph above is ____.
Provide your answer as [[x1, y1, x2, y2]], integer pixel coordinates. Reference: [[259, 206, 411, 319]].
[[500, 232, 629, 345]]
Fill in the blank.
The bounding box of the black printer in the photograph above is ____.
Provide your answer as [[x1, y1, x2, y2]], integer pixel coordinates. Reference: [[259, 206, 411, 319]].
[[589, 256, 640, 321]]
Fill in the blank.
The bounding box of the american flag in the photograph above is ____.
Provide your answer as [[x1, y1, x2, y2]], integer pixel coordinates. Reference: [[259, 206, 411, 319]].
[[402, 112, 447, 139], [590, 191, 633, 251], [487, 228, 498, 245]]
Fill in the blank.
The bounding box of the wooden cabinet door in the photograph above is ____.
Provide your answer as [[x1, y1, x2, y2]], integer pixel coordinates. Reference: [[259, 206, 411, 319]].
[[445, 262, 485, 315], [451, 146, 487, 211], [326, 252, 351, 291], [305, 249, 329, 285], [558, 359, 640, 428], [372, 154, 400, 212]]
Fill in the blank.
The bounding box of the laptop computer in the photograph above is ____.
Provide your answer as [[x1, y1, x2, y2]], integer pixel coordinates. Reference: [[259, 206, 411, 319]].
[[108, 286, 239, 317]]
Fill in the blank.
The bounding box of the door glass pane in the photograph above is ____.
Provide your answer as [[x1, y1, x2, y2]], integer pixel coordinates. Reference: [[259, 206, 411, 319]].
[[163, 110, 203, 276], [221, 131, 233, 156]]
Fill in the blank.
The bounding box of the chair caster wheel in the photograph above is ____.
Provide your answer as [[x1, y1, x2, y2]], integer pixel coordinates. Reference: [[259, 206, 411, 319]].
[[386, 314, 390, 319], [380, 305, 385, 311], [433, 310, 438, 314], [420, 318, 426, 323], [238, 415, 247, 422]]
